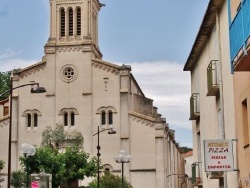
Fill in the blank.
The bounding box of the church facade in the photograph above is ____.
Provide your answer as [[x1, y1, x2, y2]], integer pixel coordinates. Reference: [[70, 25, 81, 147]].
[[0, 0, 184, 187]]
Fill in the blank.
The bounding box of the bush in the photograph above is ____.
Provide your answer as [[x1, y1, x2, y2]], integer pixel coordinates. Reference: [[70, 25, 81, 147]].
[[89, 172, 133, 188], [10, 170, 26, 188]]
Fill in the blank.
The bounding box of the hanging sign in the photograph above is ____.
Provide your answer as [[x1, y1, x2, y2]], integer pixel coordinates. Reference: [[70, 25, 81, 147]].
[[204, 139, 234, 172]]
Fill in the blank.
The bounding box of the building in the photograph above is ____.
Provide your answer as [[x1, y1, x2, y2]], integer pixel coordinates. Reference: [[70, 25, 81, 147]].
[[228, 0, 250, 186], [183, 151, 193, 188], [0, 0, 184, 187], [183, 0, 238, 187]]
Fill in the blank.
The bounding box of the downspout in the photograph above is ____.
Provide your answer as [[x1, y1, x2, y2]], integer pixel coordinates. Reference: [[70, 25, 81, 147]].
[[216, 8, 227, 188], [163, 126, 167, 187]]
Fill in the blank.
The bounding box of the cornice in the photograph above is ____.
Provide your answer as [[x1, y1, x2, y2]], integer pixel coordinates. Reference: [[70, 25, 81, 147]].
[[0, 116, 10, 128], [57, 46, 82, 52], [129, 111, 155, 127], [19, 63, 46, 79], [92, 60, 120, 75], [56, 0, 82, 3]]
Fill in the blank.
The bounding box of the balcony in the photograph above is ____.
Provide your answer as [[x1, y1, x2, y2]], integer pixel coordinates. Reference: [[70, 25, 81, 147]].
[[189, 93, 200, 120], [210, 171, 223, 179], [229, 0, 250, 71], [207, 60, 219, 96], [192, 162, 202, 186]]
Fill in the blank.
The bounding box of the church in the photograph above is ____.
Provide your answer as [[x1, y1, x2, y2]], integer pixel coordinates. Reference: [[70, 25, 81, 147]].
[[0, 0, 184, 187]]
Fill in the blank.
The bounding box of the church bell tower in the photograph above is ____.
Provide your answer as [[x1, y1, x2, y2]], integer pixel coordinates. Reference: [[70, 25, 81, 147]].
[[45, 0, 103, 59]]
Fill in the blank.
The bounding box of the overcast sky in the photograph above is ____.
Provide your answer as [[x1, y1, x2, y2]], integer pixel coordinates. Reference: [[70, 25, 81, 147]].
[[0, 0, 209, 148]]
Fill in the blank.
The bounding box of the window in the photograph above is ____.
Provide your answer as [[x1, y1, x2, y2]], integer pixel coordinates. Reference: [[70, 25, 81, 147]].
[[27, 114, 31, 128], [60, 8, 65, 37], [101, 111, 106, 125], [64, 112, 76, 127], [23, 110, 41, 130], [76, 7, 81, 35], [34, 113, 38, 127], [3, 106, 8, 116], [64, 113, 68, 126], [71, 112, 75, 126], [68, 8, 73, 36], [242, 99, 249, 147], [108, 111, 113, 125], [97, 107, 117, 128], [60, 108, 79, 127]]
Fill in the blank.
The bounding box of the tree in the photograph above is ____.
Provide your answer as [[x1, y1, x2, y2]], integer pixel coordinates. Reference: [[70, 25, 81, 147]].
[[179, 146, 193, 154], [0, 160, 4, 171], [20, 125, 97, 187], [0, 160, 5, 186], [41, 124, 83, 150], [10, 171, 26, 188], [89, 172, 133, 188], [0, 71, 11, 100]]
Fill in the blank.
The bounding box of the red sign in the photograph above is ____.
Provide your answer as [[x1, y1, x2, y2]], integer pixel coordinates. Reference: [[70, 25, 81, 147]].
[[31, 181, 39, 188]]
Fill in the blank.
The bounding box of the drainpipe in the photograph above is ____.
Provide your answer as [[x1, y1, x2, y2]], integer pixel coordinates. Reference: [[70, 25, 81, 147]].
[[216, 9, 227, 188]]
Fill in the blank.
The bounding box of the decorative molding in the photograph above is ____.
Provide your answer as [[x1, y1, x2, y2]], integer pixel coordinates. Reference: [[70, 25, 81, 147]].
[[92, 62, 119, 75], [130, 115, 154, 127], [22, 109, 42, 117], [130, 169, 156, 172], [56, 0, 82, 3], [82, 92, 92, 96], [20, 64, 46, 79], [129, 111, 155, 122], [59, 108, 79, 115], [60, 64, 78, 83], [102, 164, 114, 172], [96, 106, 117, 114], [82, 45, 92, 52], [45, 46, 56, 54], [0, 118, 10, 128], [57, 46, 82, 52]]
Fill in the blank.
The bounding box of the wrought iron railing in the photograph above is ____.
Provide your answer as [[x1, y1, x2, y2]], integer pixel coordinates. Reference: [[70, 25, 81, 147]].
[[207, 60, 219, 96], [189, 93, 200, 120]]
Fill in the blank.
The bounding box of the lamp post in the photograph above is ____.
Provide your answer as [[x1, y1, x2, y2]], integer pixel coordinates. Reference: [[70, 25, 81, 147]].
[[20, 143, 36, 188], [0, 79, 46, 188], [93, 126, 116, 188], [114, 150, 131, 188]]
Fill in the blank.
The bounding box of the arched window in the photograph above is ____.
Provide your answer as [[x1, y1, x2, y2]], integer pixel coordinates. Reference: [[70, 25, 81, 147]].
[[27, 113, 31, 128], [97, 107, 117, 128], [101, 111, 106, 125], [76, 7, 81, 35], [64, 113, 68, 126], [108, 111, 113, 125], [23, 110, 42, 130], [68, 8, 73, 36], [71, 112, 75, 126], [60, 8, 65, 37], [34, 113, 38, 127], [60, 108, 78, 127]]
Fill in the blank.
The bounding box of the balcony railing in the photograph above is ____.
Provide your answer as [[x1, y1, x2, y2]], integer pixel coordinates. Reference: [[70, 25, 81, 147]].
[[207, 60, 219, 96], [229, 0, 250, 66], [189, 93, 200, 120], [192, 162, 202, 186]]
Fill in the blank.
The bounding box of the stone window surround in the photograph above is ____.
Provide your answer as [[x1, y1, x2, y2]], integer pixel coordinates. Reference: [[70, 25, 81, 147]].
[[22, 109, 42, 130]]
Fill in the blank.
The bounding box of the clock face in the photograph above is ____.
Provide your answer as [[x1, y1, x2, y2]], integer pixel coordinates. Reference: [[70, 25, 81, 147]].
[[60, 64, 78, 83]]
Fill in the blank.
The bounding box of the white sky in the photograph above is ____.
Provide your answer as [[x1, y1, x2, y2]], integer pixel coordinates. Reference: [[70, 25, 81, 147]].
[[0, 0, 210, 148]]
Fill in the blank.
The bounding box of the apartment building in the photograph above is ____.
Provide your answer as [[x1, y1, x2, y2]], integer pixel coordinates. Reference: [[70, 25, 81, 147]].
[[228, 0, 250, 186], [183, 0, 238, 187]]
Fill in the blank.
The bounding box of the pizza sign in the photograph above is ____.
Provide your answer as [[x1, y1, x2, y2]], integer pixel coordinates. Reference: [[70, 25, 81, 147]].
[[204, 140, 234, 172]]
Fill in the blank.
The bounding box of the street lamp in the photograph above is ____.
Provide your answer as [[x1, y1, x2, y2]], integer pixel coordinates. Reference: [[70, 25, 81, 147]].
[[114, 150, 131, 188], [0, 79, 46, 188], [93, 126, 116, 188], [20, 143, 36, 188]]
